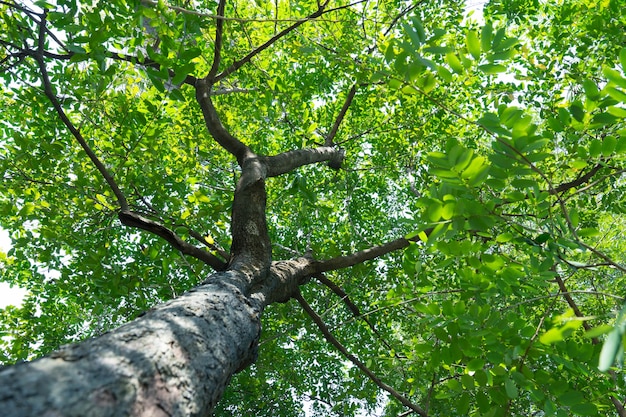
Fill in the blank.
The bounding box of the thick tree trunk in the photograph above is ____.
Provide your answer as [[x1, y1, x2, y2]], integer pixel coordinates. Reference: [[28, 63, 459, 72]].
[[0, 273, 262, 417]]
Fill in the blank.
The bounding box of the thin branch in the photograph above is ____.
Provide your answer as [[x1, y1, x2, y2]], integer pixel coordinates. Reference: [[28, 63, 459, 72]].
[[331, 289, 463, 331], [139, 0, 347, 22], [325, 84, 357, 146], [503, 290, 624, 311], [295, 291, 428, 417], [315, 274, 395, 352], [108, 51, 198, 86], [383, 1, 426, 37], [32, 12, 128, 211], [214, 0, 332, 82], [206, 0, 226, 82], [548, 163, 602, 194], [118, 211, 227, 271], [1, 0, 38, 15], [610, 397, 626, 417], [564, 168, 626, 202], [313, 236, 415, 273]]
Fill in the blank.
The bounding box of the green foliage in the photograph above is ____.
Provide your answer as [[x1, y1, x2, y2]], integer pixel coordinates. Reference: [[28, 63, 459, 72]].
[[1, 0, 626, 416]]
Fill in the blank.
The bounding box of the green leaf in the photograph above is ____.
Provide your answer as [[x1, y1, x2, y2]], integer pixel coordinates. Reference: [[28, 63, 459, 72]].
[[411, 17, 426, 44], [602, 135, 617, 156], [467, 358, 485, 371], [592, 112, 619, 126], [446, 52, 464, 74], [423, 46, 453, 55], [585, 325, 613, 338], [505, 379, 518, 399], [607, 106, 626, 118], [481, 24, 493, 52], [466, 30, 481, 60], [436, 65, 453, 82], [402, 22, 422, 48], [603, 66, 626, 89], [605, 87, 626, 103], [589, 139, 602, 157], [582, 79, 600, 101], [419, 73, 437, 93], [540, 328, 565, 344], [598, 329, 623, 371], [569, 103, 585, 122], [478, 64, 506, 74], [179, 47, 202, 62], [570, 403, 598, 416]]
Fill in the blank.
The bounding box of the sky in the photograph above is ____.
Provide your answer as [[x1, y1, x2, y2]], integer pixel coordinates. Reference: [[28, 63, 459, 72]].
[[0, 229, 27, 309]]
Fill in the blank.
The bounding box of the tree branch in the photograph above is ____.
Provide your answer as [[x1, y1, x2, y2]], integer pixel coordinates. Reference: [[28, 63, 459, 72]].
[[313, 236, 414, 273], [195, 78, 251, 165], [264, 146, 345, 177], [383, 1, 427, 37], [206, 0, 226, 82], [611, 396, 626, 417], [32, 12, 129, 211], [118, 210, 227, 271], [325, 84, 356, 146], [295, 291, 428, 417], [214, 0, 331, 82], [315, 274, 395, 352], [548, 163, 602, 194]]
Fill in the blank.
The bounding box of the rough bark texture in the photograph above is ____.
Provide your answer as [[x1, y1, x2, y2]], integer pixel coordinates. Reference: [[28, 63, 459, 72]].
[[0, 276, 262, 417]]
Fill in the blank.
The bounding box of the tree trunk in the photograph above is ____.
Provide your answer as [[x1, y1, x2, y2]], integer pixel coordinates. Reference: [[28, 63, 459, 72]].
[[0, 273, 262, 417]]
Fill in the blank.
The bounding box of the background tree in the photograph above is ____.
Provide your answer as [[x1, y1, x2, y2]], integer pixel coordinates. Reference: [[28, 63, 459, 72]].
[[1, 0, 625, 416]]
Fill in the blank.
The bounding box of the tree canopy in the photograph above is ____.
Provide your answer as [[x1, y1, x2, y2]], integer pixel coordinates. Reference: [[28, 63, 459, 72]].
[[1, 0, 626, 416]]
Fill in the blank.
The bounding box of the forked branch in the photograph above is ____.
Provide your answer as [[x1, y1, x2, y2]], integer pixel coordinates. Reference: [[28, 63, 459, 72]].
[[214, 0, 331, 82]]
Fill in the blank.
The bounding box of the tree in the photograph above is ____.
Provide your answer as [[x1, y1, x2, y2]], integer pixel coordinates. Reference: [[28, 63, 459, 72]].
[[0, 0, 625, 415]]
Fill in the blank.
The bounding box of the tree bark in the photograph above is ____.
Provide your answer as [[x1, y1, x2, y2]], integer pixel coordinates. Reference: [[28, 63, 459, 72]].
[[0, 255, 317, 417], [0, 274, 262, 417]]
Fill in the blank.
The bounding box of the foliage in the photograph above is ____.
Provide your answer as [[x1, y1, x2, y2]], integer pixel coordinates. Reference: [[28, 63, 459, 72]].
[[1, 0, 626, 416]]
